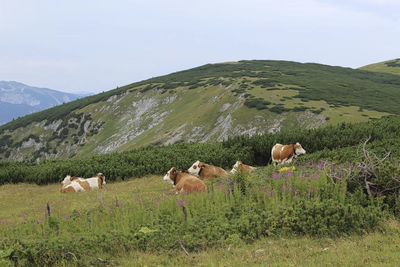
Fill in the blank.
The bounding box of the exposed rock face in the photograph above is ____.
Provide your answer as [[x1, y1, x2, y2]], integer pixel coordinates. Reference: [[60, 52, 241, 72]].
[[95, 95, 174, 153], [296, 111, 326, 129]]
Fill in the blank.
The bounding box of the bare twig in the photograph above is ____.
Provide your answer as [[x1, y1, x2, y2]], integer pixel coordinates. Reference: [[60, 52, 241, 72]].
[[66, 252, 77, 261], [179, 240, 190, 256]]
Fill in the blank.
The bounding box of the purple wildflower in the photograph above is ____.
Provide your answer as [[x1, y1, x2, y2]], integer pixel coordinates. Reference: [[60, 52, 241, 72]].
[[272, 173, 279, 179], [263, 191, 267, 196], [118, 201, 123, 208], [0, 220, 2, 225], [99, 201, 104, 209], [165, 190, 171, 196], [39, 220, 43, 224], [295, 189, 300, 195], [65, 216, 70, 220], [21, 212, 26, 219], [260, 185, 265, 191], [177, 200, 187, 207], [282, 185, 287, 191], [219, 183, 225, 190], [135, 195, 139, 201], [108, 208, 112, 213], [228, 186, 233, 191], [289, 187, 293, 192], [285, 171, 292, 178]]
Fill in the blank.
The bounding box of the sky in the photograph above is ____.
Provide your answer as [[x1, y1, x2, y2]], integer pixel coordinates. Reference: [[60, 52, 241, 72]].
[[0, 0, 399, 94]]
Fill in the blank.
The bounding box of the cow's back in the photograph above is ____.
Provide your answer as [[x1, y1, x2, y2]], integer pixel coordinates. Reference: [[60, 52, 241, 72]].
[[200, 165, 227, 179], [177, 174, 207, 193]]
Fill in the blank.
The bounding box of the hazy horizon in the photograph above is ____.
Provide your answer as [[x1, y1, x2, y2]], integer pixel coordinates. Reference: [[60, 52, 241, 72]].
[[1, 0, 399, 94]]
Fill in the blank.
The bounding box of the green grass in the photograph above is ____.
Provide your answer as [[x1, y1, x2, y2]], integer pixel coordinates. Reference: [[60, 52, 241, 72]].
[[360, 58, 400, 76], [0, 172, 398, 266], [118, 220, 400, 266], [0, 175, 170, 225]]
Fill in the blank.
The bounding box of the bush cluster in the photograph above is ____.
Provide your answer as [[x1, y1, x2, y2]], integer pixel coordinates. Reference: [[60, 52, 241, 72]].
[[1, 116, 400, 185]]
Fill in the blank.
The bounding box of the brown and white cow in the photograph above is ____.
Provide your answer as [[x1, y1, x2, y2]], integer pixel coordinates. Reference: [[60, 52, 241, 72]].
[[230, 161, 256, 174], [163, 167, 207, 194], [271, 143, 306, 165], [187, 160, 228, 179], [60, 173, 106, 193]]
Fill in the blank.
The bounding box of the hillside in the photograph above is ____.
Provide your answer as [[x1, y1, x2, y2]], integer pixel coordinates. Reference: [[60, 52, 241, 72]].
[[1, 60, 400, 162], [0, 81, 88, 125], [360, 58, 400, 76]]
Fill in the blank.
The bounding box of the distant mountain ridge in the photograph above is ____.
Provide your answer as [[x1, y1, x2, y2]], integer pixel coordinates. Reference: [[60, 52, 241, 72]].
[[0, 81, 90, 125]]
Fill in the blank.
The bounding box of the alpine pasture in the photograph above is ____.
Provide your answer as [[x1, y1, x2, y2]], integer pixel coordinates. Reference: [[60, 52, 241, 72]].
[[1, 116, 400, 266]]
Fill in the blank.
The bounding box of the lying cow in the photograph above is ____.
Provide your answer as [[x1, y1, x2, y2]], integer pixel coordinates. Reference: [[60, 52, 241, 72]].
[[271, 142, 306, 165], [163, 167, 207, 193], [188, 160, 228, 179], [61, 173, 106, 193], [230, 161, 256, 174]]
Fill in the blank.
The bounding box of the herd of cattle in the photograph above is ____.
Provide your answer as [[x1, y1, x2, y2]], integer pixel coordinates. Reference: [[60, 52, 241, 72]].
[[60, 143, 306, 193]]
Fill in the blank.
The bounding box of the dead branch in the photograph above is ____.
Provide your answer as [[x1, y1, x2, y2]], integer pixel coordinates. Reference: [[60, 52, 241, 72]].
[[179, 240, 190, 256]]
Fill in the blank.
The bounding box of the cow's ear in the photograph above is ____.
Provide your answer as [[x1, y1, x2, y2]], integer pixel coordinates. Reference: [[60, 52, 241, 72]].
[[171, 167, 177, 174], [199, 163, 205, 168]]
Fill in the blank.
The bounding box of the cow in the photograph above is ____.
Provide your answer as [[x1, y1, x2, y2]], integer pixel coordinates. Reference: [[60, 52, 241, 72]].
[[187, 160, 228, 179], [163, 167, 207, 194], [230, 161, 256, 174], [271, 142, 306, 165], [60, 173, 106, 193]]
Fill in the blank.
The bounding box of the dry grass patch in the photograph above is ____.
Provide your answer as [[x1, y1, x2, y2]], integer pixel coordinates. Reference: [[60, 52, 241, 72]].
[[0, 175, 170, 225]]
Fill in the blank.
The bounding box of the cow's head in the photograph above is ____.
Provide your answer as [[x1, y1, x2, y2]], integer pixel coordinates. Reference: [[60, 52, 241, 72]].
[[61, 175, 72, 185], [163, 167, 177, 185], [294, 143, 306, 156], [230, 161, 242, 174], [188, 160, 205, 176], [97, 173, 106, 184]]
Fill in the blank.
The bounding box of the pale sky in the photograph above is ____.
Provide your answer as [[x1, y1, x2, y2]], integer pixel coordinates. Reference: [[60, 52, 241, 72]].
[[0, 0, 399, 93]]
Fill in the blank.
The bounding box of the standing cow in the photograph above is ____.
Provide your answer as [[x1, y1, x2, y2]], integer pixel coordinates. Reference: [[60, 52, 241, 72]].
[[271, 143, 306, 165]]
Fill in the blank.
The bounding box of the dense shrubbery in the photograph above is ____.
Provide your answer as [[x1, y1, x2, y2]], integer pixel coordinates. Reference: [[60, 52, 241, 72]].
[[0, 143, 252, 184], [244, 97, 271, 110], [1, 116, 400, 185]]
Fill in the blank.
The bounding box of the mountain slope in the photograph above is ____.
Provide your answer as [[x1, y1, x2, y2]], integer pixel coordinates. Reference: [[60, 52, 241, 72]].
[[359, 58, 400, 76], [0, 81, 89, 125], [1, 60, 400, 162]]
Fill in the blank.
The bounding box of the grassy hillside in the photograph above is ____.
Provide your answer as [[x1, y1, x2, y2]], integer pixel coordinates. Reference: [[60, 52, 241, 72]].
[[360, 58, 400, 76], [1, 60, 400, 162]]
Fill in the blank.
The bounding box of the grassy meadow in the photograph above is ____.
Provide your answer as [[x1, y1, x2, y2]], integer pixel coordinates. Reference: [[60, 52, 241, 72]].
[[1, 160, 399, 266], [0, 175, 170, 225]]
